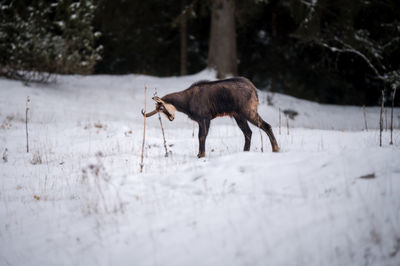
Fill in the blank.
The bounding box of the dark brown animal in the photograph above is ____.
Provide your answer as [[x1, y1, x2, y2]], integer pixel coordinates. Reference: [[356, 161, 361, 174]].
[[142, 77, 280, 158]]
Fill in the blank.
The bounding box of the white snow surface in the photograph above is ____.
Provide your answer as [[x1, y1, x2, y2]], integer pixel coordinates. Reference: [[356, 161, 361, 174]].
[[1, 70, 400, 266]]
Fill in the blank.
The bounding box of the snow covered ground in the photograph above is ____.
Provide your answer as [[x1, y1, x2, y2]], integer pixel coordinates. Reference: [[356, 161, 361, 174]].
[[0, 71, 399, 266]]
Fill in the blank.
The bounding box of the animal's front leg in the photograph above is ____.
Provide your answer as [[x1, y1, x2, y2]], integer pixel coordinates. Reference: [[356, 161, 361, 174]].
[[197, 119, 210, 158]]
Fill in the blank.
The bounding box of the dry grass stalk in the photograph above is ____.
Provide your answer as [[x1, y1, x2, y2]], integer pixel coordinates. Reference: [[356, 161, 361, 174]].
[[30, 151, 42, 165], [25, 96, 30, 153], [360, 173, 375, 179], [158, 112, 168, 157], [385, 105, 388, 131], [258, 117, 263, 152], [286, 113, 289, 135], [379, 89, 384, 147], [390, 87, 397, 145], [154, 89, 168, 157], [140, 86, 147, 173], [2, 148, 8, 163], [362, 105, 368, 131], [278, 103, 281, 135]]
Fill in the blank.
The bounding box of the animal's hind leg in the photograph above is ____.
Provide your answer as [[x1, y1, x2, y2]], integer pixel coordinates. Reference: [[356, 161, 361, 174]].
[[247, 113, 280, 152], [234, 115, 252, 151]]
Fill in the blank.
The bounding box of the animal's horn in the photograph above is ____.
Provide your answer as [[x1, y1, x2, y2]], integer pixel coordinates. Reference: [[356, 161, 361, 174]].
[[141, 109, 158, 117]]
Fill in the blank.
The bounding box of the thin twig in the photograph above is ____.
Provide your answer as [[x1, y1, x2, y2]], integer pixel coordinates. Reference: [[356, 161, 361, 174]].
[[25, 96, 30, 153], [385, 104, 388, 131], [286, 115, 289, 135], [362, 105, 368, 131], [390, 87, 397, 145], [258, 117, 263, 152], [286, 114, 289, 135], [278, 103, 281, 135], [379, 89, 384, 147], [140, 86, 147, 173]]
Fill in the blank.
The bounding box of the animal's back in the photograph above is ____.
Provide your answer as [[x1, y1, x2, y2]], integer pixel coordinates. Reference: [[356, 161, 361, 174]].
[[188, 77, 259, 118]]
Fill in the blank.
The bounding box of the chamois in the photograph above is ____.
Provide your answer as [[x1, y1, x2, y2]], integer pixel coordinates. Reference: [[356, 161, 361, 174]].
[[142, 77, 279, 158]]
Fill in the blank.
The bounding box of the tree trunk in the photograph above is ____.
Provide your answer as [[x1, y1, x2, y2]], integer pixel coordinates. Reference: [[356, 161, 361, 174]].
[[180, 0, 187, 76], [208, 0, 237, 78]]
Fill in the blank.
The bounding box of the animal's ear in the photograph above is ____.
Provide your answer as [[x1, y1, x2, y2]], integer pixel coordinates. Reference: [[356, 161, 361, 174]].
[[152, 96, 163, 103]]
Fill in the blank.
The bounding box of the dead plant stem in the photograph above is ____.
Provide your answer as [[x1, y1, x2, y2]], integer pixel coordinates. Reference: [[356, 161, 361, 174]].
[[140, 86, 147, 173]]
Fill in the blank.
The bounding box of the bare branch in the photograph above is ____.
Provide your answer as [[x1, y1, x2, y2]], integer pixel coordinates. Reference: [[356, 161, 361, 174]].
[[318, 39, 384, 81]]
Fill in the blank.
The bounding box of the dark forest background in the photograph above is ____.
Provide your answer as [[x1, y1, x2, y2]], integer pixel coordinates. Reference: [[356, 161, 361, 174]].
[[1, 0, 399, 105]]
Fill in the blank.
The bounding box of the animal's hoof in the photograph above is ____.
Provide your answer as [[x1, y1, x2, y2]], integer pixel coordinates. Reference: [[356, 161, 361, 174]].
[[272, 145, 280, 152], [197, 152, 205, 158]]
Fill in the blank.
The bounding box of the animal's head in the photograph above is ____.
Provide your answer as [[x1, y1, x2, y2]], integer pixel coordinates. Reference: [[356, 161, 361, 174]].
[[141, 96, 176, 121]]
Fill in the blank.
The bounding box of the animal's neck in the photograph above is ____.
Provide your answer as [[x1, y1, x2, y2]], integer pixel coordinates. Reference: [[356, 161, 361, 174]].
[[162, 92, 188, 113]]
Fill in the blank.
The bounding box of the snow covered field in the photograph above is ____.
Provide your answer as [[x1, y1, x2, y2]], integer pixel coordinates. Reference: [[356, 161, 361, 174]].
[[1, 71, 400, 266]]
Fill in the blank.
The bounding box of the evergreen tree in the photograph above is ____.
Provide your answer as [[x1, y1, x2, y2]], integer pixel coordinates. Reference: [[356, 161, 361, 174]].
[[54, 0, 102, 74], [0, 0, 102, 82]]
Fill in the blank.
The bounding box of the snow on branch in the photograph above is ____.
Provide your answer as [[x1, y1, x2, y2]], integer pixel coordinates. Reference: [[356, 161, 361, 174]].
[[317, 38, 384, 81]]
